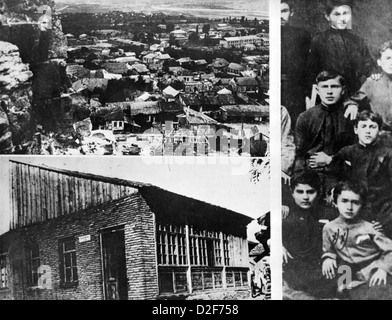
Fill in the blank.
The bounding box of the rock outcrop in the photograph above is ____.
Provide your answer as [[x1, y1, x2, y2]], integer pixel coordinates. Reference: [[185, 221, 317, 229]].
[[0, 41, 35, 153]]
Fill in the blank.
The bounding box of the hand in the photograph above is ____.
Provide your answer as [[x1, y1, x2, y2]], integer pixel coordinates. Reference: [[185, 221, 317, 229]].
[[369, 269, 387, 287], [344, 103, 358, 121], [305, 96, 313, 109], [309, 152, 332, 168], [281, 171, 291, 185], [372, 221, 384, 233], [371, 73, 382, 81], [282, 246, 293, 265], [322, 258, 337, 279], [282, 205, 290, 219]]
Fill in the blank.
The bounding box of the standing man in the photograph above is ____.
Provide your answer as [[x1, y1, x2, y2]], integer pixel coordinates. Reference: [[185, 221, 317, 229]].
[[281, 0, 311, 129]]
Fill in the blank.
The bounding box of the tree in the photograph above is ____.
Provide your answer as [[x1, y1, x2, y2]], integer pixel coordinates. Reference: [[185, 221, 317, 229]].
[[202, 24, 210, 34], [188, 32, 199, 42], [166, 22, 175, 33]]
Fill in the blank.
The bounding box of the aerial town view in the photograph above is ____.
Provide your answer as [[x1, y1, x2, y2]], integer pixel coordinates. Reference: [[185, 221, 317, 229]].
[[0, 0, 269, 156]]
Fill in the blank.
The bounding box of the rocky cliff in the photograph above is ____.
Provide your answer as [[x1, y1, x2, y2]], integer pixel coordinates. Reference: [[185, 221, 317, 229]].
[[0, 0, 83, 154], [0, 41, 34, 153]]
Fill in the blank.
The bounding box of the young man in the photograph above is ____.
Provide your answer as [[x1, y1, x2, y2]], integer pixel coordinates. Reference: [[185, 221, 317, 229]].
[[322, 180, 392, 300], [294, 71, 356, 196], [305, 0, 376, 102], [283, 171, 337, 299], [329, 111, 392, 237], [281, 0, 311, 127], [351, 41, 392, 147]]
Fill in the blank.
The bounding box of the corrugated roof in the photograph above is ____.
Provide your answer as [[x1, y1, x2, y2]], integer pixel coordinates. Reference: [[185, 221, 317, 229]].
[[180, 108, 218, 125], [129, 101, 161, 116], [220, 104, 269, 116], [103, 62, 130, 74], [160, 101, 183, 113], [163, 86, 180, 97], [236, 77, 260, 86], [228, 63, 245, 70]]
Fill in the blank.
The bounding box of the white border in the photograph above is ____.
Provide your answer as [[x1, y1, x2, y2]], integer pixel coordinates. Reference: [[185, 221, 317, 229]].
[[269, 0, 283, 301]]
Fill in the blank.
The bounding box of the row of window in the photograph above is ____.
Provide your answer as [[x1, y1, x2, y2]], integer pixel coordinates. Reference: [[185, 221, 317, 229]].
[[0, 238, 78, 289], [0, 253, 7, 289], [157, 224, 230, 267], [158, 268, 249, 294]]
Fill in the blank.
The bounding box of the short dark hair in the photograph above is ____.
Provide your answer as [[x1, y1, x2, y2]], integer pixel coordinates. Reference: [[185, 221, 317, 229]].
[[354, 110, 383, 129], [324, 0, 353, 16], [281, 0, 295, 10], [378, 40, 392, 60], [290, 171, 321, 194], [332, 180, 367, 205], [316, 70, 345, 87]]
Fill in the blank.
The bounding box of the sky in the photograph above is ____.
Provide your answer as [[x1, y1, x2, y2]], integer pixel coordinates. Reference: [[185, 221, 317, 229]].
[[0, 156, 269, 239]]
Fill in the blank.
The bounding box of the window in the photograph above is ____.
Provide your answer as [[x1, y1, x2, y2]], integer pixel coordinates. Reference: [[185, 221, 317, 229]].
[[223, 234, 230, 266], [58, 238, 78, 287], [157, 225, 187, 266], [28, 244, 40, 287], [0, 253, 7, 289], [189, 228, 222, 267]]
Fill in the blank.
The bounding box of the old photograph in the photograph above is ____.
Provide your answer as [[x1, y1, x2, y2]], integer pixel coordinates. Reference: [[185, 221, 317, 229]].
[[281, 0, 392, 300], [0, 157, 269, 300], [0, 0, 269, 157]]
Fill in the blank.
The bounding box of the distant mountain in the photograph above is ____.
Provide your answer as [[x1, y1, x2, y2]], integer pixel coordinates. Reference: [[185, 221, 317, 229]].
[[56, 0, 269, 17]]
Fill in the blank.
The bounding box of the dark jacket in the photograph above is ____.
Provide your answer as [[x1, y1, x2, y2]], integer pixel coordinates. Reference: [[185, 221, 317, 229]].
[[282, 205, 324, 262], [294, 103, 355, 173], [306, 28, 376, 97], [281, 25, 311, 126], [330, 142, 392, 223]]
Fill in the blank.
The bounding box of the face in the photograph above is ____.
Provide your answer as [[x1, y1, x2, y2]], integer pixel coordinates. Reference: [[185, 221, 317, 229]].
[[355, 119, 380, 146], [292, 184, 318, 210], [326, 5, 352, 30], [281, 2, 293, 26], [336, 190, 362, 221], [317, 78, 345, 106], [378, 48, 392, 75]]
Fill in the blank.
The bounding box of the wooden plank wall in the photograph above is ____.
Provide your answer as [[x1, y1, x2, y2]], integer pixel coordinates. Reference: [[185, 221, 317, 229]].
[[10, 162, 137, 230], [227, 235, 250, 268]]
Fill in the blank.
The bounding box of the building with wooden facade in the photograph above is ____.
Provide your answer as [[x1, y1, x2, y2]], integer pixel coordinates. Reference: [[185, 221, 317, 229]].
[[0, 160, 253, 300]]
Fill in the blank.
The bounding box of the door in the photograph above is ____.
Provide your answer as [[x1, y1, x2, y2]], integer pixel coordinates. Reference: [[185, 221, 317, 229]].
[[101, 228, 128, 300]]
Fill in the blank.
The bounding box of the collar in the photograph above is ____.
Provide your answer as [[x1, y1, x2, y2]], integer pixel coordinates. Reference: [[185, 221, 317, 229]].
[[320, 102, 341, 113], [328, 27, 350, 34], [357, 140, 380, 150], [335, 215, 363, 226]]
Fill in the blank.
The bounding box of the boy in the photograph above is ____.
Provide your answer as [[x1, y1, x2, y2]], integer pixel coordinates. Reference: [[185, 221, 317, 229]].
[[283, 171, 337, 299], [351, 41, 392, 147], [322, 180, 392, 300], [306, 0, 376, 102], [329, 111, 392, 237], [281, 0, 311, 127], [294, 71, 356, 196]]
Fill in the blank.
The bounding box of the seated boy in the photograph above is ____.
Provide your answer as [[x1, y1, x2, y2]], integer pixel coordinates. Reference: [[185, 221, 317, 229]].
[[329, 111, 392, 237], [283, 171, 337, 299], [322, 180, 392, 300], [351, 41, 392, 147], [294, 71, 356, 197]]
